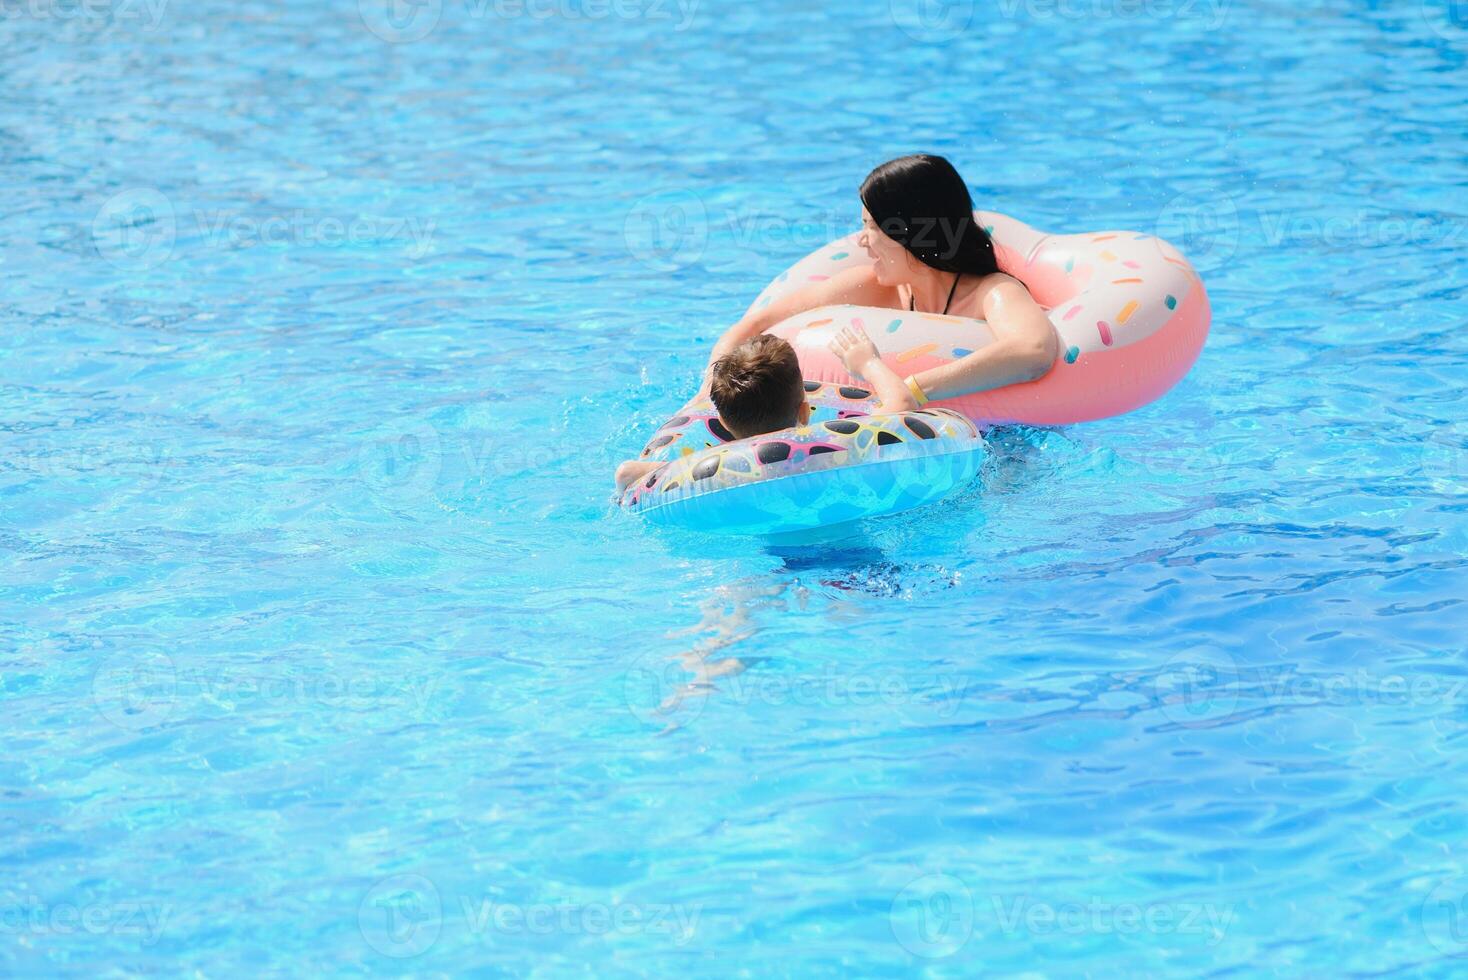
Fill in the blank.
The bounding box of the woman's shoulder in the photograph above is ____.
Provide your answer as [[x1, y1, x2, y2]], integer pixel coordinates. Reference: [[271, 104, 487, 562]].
[[975, 270, 1027, 292], [948, 271, 1034, 319], [973, 270, 1038, 304]]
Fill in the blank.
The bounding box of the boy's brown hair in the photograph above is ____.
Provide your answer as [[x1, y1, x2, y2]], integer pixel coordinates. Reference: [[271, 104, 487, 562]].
[[707, 335, 805, 438]]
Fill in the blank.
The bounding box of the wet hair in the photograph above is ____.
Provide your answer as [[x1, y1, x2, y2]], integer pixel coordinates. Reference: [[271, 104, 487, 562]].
[[859, 154, 1000, 277], [707, 335, 805, 439]]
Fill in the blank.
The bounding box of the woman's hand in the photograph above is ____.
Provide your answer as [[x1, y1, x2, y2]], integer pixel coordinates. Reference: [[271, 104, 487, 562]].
[[828, 324, 882, 379]]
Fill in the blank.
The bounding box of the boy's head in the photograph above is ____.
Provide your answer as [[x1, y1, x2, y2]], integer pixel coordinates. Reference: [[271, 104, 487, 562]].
[[707, 335, 810, 439]]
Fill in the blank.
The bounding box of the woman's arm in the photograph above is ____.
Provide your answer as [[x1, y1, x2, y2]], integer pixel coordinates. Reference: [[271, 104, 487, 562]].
[[910, 274, 1059, 400], [702, 266, 891, 388]]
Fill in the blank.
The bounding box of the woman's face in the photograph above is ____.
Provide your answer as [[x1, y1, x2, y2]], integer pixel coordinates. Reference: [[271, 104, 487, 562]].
[[858, 206, 914, 287]]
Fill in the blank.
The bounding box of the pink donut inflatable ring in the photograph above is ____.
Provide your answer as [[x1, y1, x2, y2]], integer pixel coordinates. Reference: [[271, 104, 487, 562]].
[[744, 210, 1211, 426]]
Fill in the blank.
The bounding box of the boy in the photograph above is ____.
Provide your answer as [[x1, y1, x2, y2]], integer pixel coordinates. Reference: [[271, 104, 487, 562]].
[[614, 327, 916, 490]]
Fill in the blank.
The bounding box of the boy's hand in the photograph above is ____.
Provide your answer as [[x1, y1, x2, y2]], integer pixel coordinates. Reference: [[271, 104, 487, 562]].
[[829, 324, 882, 379]]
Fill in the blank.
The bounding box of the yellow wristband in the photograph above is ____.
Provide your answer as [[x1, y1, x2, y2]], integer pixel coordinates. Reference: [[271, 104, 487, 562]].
[[904, 374, 930, 406]]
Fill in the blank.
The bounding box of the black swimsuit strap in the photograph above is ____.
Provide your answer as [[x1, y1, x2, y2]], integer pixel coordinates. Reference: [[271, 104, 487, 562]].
[[943, 272, 960, 315], [909, 273, 962, 315]]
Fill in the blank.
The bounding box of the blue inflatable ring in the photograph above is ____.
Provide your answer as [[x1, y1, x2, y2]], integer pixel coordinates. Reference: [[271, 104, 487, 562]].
[[620, 381, 985, 535]]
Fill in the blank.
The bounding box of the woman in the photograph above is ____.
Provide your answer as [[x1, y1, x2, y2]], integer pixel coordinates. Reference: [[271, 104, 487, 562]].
[[704, 154, 1059, 404]]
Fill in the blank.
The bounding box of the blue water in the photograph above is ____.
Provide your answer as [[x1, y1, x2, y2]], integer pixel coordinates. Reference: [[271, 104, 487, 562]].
[[3, 0, 1466, 974]]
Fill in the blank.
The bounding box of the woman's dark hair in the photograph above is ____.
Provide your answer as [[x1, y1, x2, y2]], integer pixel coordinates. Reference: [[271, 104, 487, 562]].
[[859, 154, 999, 277]]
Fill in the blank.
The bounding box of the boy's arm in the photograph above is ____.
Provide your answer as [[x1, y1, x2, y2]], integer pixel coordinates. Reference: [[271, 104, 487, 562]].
[[615, 459, 665, 491], [828, 325, 918, 413]]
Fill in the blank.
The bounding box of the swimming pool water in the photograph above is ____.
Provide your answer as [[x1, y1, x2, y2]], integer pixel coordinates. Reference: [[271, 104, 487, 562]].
[[3, 0, 1466, 974]]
